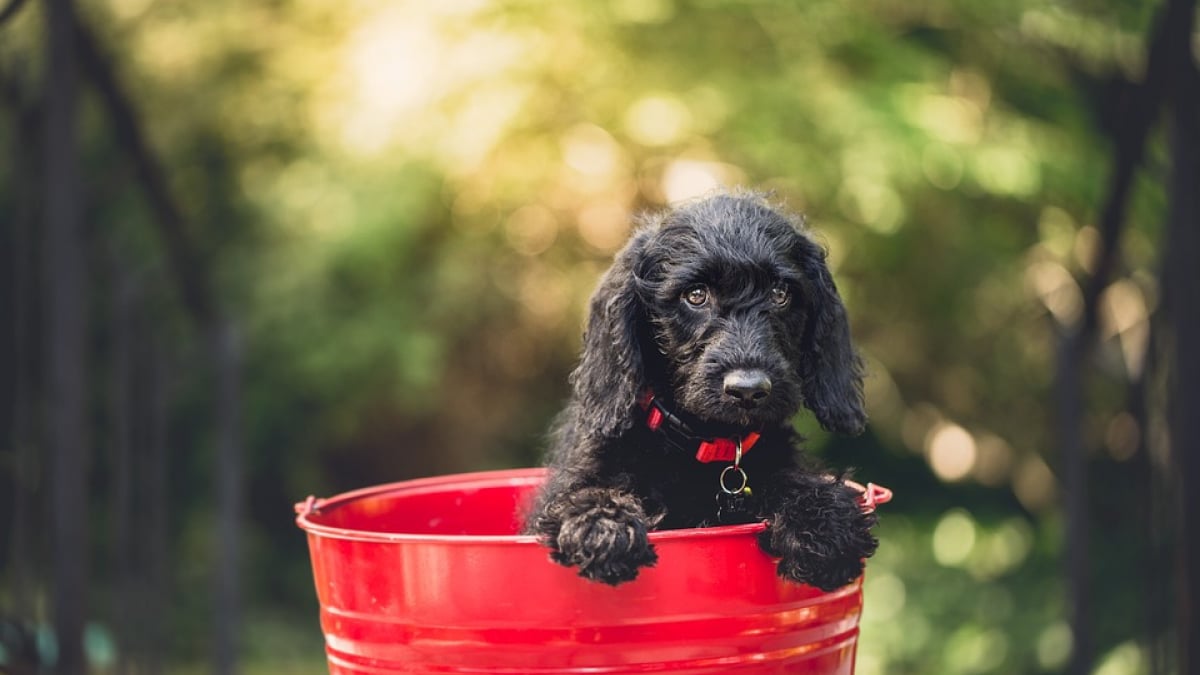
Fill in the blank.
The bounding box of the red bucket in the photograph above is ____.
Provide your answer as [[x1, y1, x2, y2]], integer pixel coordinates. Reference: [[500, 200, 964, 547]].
[[295, 468, 890, 674]]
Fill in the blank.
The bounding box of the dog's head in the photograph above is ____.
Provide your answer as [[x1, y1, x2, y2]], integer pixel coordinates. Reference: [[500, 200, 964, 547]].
[[571, 192, 866, 440]]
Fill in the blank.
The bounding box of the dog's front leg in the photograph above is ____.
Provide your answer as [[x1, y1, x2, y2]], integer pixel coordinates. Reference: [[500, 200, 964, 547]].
[[756, 470, 878, 591], [531, 485, 658, 585]]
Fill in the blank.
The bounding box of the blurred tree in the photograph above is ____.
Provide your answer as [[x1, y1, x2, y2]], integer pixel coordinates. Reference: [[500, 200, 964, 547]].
[[1053, 0, 1197, 670], [41, 0, 90, 672], [1162, 18, 1200, 672]]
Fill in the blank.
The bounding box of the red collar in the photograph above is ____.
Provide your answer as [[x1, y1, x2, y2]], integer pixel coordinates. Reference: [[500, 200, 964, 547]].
[[637, 390, 761, 463]]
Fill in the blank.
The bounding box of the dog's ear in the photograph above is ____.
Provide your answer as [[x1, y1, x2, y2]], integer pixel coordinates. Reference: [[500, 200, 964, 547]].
[[794, 235, 867, 435], [569, 229, 652, 440]]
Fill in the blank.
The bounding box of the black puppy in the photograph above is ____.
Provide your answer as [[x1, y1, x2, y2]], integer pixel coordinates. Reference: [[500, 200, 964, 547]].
[[527, 192, 878, 591]]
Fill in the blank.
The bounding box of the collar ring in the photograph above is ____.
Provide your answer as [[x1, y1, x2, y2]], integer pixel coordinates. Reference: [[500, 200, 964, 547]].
[[719, 465, 749, 495]]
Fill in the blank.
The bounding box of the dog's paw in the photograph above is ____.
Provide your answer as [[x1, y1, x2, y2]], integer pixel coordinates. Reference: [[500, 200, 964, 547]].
[[757, 482, 878, 592], [553, 512, 658, 585], [546, 489, 658, 585], [769, 535, 867, 592]]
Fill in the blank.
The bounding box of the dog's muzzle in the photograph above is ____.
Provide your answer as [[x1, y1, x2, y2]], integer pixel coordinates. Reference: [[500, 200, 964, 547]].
[[722, 369, 772, 408]]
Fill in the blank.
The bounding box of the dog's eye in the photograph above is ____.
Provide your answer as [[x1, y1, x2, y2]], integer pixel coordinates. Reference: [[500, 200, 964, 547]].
[[771, 285, 791, 307], [683, 286, 709, 307]]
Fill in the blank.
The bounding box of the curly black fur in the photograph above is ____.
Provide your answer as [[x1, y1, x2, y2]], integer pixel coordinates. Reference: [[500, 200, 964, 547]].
[[527, 191, 878, 590]]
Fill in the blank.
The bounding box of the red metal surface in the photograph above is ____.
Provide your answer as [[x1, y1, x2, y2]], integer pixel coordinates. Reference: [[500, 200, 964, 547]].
[[296, 468, 888, 674]]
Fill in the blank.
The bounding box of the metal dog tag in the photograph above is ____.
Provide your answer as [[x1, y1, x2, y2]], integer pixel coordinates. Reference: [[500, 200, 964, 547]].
[[715, 490, 754, 524], [715, 440, 754, 523]]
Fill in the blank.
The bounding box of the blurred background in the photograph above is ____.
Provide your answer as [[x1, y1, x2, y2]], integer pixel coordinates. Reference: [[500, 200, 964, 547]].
[[2, 0, 1197, 673]]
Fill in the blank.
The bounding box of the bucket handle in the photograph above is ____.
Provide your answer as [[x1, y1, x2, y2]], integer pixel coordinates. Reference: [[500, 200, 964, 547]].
[[295, 495, 325, 517], [844, 480, 892, 513]]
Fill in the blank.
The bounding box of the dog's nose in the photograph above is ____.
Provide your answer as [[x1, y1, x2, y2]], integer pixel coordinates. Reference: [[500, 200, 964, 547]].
[[723, 369, 772, 405]]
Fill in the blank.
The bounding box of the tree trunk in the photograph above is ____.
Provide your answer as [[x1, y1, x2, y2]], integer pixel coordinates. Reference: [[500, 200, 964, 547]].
[[109, 253, 135, 675], [2, 59, 41, 634], [1057, 339, 1091, 675], [1164, 57, 1200, 675], [146, 337, 170, 675], [211, 318, 243, 675], [44, 0, 90, 671]]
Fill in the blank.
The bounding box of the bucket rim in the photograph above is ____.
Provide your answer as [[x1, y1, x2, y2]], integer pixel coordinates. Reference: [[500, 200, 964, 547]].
[[294, 467, 772, 545]]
